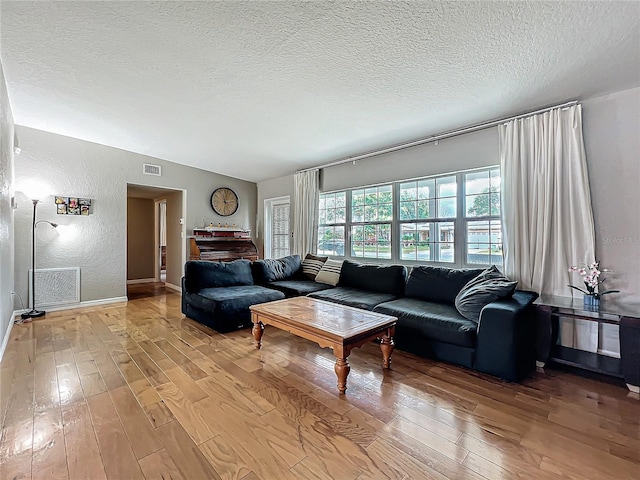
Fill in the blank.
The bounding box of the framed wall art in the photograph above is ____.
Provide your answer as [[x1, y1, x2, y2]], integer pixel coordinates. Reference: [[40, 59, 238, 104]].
[[55, 196, 92, 215]]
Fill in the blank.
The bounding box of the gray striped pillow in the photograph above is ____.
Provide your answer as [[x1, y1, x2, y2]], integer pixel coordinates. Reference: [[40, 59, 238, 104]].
[[302, 254, 328, 280], [315, 259, 343, 286]]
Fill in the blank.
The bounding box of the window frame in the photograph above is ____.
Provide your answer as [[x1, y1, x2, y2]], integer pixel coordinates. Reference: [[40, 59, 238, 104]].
[[317, 166, 502, 268]]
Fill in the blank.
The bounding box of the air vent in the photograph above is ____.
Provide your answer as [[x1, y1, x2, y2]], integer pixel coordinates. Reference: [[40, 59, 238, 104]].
[[143, 163, 162, 176]]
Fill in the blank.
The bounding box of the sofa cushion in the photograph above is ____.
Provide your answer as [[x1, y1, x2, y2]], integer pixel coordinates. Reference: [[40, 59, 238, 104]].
[[252, 255, 302, 283], [185, 285, 285, 315], [339, 260, 407, 296], [315, 259, 343, 286], [405, 266, 485, 304], [301, 254, 328, 280], [266, 279, 333, 297], [184, 260, 253, 291], [455, 266, 517, 322], [374, 298, 478, 348], [308, 286, 397, 311]]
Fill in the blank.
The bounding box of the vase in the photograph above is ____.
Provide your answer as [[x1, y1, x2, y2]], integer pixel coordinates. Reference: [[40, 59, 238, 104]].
[[583, 294, 600, 308]]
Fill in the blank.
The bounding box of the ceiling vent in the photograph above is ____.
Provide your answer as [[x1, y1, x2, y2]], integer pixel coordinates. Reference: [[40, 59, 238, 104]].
[[143, 163, 161, 176]]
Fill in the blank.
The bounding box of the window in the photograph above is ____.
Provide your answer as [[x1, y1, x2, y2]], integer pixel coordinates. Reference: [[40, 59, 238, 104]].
[[317, 192, 346, 256], [317, 166, 502, 268], [399, 175, 456, 263], [264, 196, 290, 259], [350, 185, 392, 259], [464, 168, 502, 265]]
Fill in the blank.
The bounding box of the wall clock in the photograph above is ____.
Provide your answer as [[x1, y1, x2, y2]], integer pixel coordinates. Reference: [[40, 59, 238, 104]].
[[211, 187, 239, 216]]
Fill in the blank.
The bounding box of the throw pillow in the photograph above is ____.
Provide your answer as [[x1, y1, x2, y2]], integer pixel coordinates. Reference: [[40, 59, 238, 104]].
[[455, 266, 517, 322], [315, 259, 343, 286], [301, 254, 328, 280]]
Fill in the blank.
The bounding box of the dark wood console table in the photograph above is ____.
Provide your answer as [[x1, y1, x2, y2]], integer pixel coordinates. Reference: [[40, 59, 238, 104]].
[[535, 295, 640, 392]]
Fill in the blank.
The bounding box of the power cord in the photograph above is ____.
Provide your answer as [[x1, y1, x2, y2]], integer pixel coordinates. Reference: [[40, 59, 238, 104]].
[[10, 292, 31, 324]]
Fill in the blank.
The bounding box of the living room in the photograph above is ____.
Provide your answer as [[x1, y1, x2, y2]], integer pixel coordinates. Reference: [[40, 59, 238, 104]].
[[1, 2, 639, 479]]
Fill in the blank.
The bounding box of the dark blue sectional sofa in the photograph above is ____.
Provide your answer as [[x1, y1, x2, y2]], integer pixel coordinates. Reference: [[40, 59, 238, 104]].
[[181, 255, 538, 381]]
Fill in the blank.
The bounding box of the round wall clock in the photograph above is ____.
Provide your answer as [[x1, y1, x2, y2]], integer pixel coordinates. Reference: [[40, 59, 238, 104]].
[[211, 187, 239, 216]]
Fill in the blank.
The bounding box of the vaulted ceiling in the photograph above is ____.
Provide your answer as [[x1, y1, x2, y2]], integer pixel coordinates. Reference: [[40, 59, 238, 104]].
[[2, 1, 639, 182]]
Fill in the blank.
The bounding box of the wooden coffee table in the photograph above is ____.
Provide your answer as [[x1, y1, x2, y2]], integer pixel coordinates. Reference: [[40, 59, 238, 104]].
[[249, 297, 397, 394]]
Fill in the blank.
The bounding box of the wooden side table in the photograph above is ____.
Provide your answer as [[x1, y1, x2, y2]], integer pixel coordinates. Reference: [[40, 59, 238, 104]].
[[535, 295, 640, 393]]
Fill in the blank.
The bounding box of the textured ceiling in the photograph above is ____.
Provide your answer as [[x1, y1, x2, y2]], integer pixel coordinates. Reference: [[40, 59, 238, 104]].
[[2, 1, 639, 182]]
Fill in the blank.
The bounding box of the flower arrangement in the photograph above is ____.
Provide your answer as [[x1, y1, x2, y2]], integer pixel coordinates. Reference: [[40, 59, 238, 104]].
[[567, 261, 619, 299]]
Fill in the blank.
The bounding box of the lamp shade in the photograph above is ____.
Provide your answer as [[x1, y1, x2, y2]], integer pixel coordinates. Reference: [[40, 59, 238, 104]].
[[17, 179, 53, 202]]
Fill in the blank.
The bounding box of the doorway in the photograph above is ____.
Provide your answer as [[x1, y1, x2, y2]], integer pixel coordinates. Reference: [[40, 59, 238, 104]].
[[126, 184, 186, 297]]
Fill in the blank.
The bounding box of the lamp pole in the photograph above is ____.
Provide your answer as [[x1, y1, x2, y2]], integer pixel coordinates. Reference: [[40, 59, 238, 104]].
[[22, 200, 57, 320]]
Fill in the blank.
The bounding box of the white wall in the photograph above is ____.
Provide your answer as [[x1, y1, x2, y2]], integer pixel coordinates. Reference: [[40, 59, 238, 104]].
[[256, 174, 295, 258], [13, 126, 257, 306], [582, 87, 640, 304], [0, 61, 15, 353]]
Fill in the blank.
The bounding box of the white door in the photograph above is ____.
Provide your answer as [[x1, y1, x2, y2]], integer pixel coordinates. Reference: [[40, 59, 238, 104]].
[[264, 196, 291, 259]]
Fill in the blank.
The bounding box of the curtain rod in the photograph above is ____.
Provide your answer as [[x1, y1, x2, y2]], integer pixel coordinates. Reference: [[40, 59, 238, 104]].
[[297, 99, 579, 173]]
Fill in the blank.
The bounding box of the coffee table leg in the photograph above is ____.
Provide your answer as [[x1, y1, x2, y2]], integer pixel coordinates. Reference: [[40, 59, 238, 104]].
[[252, 321, 264, 349], [380, 329, 395, 369], [334, 357, 350, 394]]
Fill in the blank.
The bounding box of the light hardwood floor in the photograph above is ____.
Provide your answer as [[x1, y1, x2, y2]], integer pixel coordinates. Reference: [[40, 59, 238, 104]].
[[1, 284, 638, 480]]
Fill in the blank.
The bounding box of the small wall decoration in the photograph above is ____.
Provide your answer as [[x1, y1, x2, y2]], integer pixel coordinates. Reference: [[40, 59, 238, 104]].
[[55, 196, 92, 215]]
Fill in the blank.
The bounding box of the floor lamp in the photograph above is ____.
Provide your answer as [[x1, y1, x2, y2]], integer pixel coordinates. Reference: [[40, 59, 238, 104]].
[[21, 199, 57, 320]]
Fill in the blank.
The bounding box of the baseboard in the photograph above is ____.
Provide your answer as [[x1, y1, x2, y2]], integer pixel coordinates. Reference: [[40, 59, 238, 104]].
[[0, 314, 16, 363], [127, 278, 156, 285], [35, 296, 129, 314], [165, 283, 182, 293]]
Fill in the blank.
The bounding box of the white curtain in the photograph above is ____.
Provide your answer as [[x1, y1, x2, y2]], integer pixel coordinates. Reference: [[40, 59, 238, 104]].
[[293, 169, 320, 258], [499, 104, 597, 351]]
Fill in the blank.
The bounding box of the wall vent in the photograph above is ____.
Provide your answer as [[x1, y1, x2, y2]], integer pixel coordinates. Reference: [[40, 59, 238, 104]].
[[29, 267, 80, 308], [143, 163, 162, 176]]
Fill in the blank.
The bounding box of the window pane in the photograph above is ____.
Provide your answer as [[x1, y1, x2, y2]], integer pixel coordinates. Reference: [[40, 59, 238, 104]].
[[351, 225, 363, 257], [466, 193, 490, 217], [417, 179, 435, 199], [352, 206, 364, 223], [433, 222, 455, 263], [318, 226, 345, 256], [490, 193, 501, 216], [352, 190, 364, 206], [364, 205, 378, 222], [465, 170, 490, 195], [365, 187, 377, 204], [466, 220, 503, 265], [379, 185, 393, 204], [437, 176, 457, 197], [336, 192, 346, 208], [400, 201, 415, 220], [417, 200, 430, 219], [336, 208, 346, 223], [318, 209, 326, 225], [490, 169, 501, 191], [437, 197, 456, 218], [325, 193, 335, 209], [378, 204, 393, 221], [325, 208, 335, 223], [400, 182, 417, 201]]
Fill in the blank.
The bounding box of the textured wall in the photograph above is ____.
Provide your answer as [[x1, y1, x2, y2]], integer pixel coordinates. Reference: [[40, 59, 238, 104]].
[[13, 126, 257, 305], [126, 197, 155, 280], [0, 61, 15, 347], [583, 87, 640, 304]]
